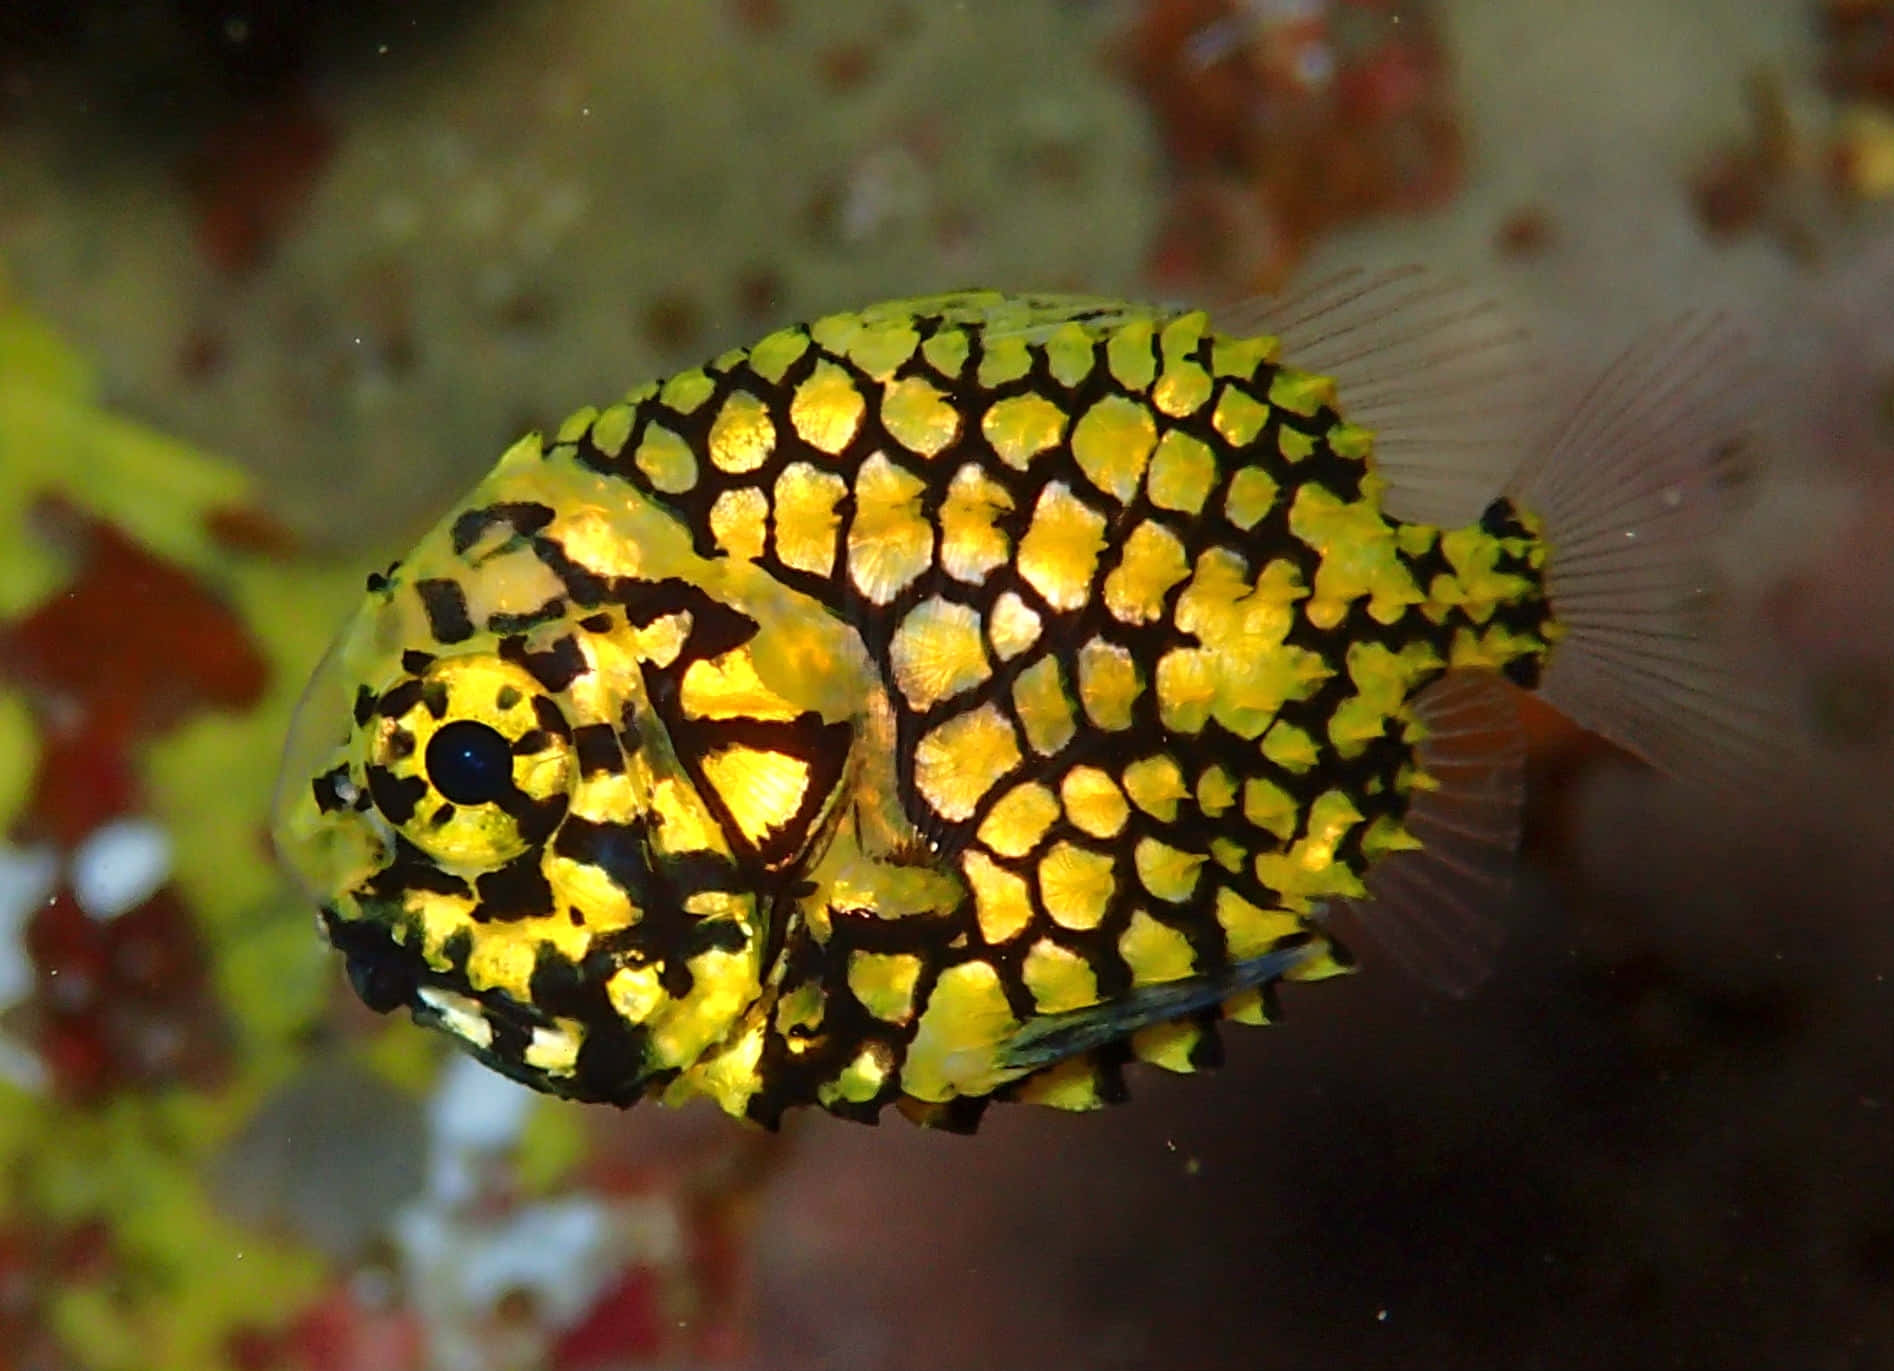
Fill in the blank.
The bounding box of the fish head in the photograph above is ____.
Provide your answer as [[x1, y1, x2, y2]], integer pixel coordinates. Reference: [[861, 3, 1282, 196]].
[[269, 441, 811, 1104]]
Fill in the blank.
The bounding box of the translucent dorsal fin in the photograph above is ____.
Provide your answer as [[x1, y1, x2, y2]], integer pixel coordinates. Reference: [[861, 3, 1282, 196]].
[[1342, 669, 1525, 997], [1504, 313, 1784, 787], [1217, 266, 1545, 527]]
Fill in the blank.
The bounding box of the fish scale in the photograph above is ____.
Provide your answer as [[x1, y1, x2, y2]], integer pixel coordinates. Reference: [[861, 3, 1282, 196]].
[[554, 294, 1510, 1121], [272, 286, 1756, 1131]]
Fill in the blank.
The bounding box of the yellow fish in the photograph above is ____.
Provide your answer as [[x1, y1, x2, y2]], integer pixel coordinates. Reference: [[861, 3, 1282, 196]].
[[272, 275, 1769, 1130]]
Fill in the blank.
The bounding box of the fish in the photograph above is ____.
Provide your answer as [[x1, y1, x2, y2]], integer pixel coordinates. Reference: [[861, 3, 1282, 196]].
[[271, 273, 1772, 1131]]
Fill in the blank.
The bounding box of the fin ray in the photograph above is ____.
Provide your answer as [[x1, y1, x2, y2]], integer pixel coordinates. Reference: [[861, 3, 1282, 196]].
[[1504, 313, 1786, 785], [1341, 669, 1524, 997], [1219, 266, 1546, 526]]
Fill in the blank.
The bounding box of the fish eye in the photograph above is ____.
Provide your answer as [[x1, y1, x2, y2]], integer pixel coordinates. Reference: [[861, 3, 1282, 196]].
[[364, 655, 575, 867], [425, 719, 516, 806]]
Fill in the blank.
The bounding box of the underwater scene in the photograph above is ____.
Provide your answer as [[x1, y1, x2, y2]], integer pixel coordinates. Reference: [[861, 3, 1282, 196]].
[[0, 2, 1889, 1368]]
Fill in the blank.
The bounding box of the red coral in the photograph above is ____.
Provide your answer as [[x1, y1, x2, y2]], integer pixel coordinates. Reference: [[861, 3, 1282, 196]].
[[23, 887, 229, 1102], [19, 731, 139, 850], [0, 1218, 134, 1367], [549, 1266, 666, 1370], [0, 495, 267, 784], [0, 495, 271, 1098], [229, 1277, 425, 1371], [1119, 0, 1464, 293], [282, 1283, 426, 1371]]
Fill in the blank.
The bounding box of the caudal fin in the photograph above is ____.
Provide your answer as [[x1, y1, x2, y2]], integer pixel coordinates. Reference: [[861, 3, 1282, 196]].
[[1506, 314, 1783, 785]]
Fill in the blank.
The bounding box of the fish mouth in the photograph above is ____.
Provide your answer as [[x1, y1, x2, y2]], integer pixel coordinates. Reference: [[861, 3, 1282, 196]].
[[319, 905, 658, 1105], [321, 906, 424, 1014], [319, 906, 536, 1051]]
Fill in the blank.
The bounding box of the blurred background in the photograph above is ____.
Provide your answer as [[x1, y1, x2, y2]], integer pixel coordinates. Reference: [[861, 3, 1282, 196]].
[[0, 2, 1889, 1368]]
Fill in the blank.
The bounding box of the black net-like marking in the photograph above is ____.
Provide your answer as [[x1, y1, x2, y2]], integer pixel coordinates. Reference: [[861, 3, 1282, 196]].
[[551, 300, 1556, 1121]]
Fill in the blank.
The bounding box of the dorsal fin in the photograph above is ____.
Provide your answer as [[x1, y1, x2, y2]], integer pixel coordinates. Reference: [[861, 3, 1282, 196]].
[[1217, 266, 1546, 527], [1337, 669, 1526, 996]]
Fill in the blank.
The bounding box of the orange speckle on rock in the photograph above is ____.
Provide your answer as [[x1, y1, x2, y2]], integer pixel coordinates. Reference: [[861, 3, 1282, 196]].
[[733, 266, 783, 322], [178, 90, 336, 275], [1692, 146, 1770, 240], [728, 0, 784, 34], [177, 325, 230, 383], [817, 42, 876, 93], [1495, 206, 1553, 258], [1821, 0, 1894, 105], [641, 291, 702, 354], [206, 503, 303, 557]]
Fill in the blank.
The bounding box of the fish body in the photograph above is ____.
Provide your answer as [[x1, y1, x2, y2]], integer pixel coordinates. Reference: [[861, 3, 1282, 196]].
[[273, 288, 1750, 1129]]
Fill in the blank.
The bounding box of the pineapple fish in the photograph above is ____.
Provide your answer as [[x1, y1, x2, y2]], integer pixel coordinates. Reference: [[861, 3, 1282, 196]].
[[272, 276, 1766, 1130]]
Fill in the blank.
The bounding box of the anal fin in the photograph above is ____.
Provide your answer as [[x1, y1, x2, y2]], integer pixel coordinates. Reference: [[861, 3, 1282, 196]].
[[1340, 669, 1526, 997]]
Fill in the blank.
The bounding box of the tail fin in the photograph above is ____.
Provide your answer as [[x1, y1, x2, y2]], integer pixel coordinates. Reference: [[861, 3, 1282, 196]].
[[1506, 314, 1783, 784]]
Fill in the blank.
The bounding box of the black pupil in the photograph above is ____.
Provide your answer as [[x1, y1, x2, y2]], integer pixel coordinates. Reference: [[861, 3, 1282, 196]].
[[425, 720, 514, 806]]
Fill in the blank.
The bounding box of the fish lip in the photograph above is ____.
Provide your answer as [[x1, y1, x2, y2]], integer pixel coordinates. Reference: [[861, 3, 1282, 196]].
[[320, 907, 421, 1015], [320, 903, 658, 1106], [318, 902, 551, 1035]]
